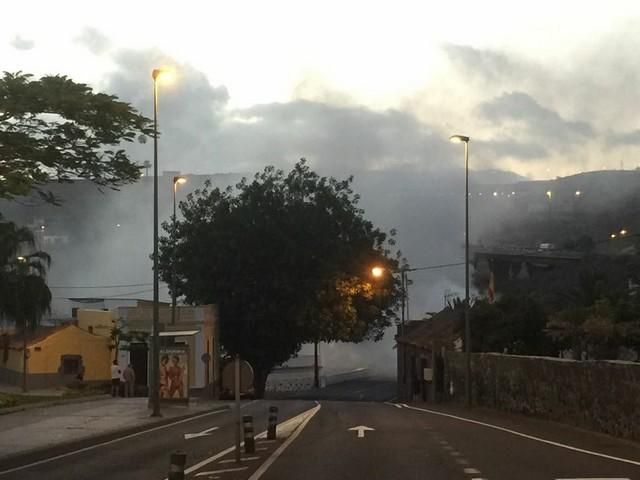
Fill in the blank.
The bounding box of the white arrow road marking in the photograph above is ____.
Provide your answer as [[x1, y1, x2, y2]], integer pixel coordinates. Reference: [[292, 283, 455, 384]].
[[195, 467, 248, 476], [184, 426, 220, 440], [348, 426, 375, 438]]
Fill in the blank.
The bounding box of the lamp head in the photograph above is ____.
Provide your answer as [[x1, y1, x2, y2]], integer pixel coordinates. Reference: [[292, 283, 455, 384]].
[[371, 266, 384, 278], [152, 67, 175, 83], [449, 134, 470, 143], [173, 176, 187, 185]]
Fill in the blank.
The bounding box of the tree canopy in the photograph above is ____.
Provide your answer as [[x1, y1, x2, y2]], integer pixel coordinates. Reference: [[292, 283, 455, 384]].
[[0, 71, 153, 204], [158, 160, 402, 396]]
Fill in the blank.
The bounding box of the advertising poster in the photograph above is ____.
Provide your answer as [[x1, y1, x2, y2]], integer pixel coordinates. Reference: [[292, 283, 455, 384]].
[[159, 346, 189, 402]]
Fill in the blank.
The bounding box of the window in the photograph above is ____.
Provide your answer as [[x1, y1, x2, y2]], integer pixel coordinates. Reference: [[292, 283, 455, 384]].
[[61, 355, 81, 375]]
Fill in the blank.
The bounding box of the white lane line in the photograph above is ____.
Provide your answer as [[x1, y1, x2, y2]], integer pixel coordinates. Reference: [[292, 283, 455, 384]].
[[247, 404, 321, 480], [0, 407, 230, 477], [384, 402, 403, 409], [218, 456, 260, 464], [400, 404, 640, 468], [195, 466, 248, 476], [175, 404, 320, 479], [464, 467, 481, 474], [450, 451, 462, 457], [455, 458, 469, 465]]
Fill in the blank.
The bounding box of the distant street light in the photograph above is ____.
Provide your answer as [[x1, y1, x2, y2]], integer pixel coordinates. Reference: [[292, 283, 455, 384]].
[[620, 229, 628, 236], [171, 176, 187, 325], [546, 190, 552, 199], [575, 190, 582, 197], [610, 233, 617, 239], [449, 134, 471, 409], [150, 66, 174, 418], [371, 266, 384, 278]]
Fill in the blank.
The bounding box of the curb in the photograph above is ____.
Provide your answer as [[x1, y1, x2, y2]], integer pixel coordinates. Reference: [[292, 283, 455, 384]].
[[0, 394, 111, 416], [0, 403, 231, 472]]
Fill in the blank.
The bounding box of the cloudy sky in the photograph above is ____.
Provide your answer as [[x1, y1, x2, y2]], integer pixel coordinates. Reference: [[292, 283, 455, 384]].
[[5, 1, 640, 179]]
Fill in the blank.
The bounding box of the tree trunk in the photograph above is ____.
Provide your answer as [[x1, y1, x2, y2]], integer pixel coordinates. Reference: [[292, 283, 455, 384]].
[[313, 341, 319, 388], [252, 366, 270, 399]]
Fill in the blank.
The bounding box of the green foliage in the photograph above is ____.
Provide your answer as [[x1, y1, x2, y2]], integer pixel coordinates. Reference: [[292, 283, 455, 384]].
[[0, 71, 153, 203], [547, 297, 640, 359], [0, 217, 51, 330], [464, 294, 555, 355], [158, 160, 401, 395]]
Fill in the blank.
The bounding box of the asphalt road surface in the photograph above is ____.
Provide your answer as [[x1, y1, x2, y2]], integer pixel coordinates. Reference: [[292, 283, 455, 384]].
[[0, 399, 313, 480], [260, 400, 640, 480], [3, 378, 640, 480]]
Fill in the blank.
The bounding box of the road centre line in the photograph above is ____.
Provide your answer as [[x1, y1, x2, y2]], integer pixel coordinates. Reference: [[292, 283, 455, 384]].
[[0, 406, 234, 477], [174, 404, 321, 479], [398, 404, 640, 468], [247, 404, 321, 480]]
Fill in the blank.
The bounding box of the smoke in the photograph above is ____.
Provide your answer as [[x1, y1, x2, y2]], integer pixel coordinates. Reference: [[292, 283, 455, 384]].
[[15, 21, 640, 375]]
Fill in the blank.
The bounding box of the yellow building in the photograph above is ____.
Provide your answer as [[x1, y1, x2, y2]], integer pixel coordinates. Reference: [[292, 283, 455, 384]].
[[0, 324, 112, 389], [77, 309, 117, 337]]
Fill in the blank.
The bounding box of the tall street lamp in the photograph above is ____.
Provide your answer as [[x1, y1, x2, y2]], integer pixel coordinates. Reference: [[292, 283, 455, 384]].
[[16, 256, 27, 393], [151, 67, 173, 417], [172, 176, 187, 325], [450, 134, 472, 408]]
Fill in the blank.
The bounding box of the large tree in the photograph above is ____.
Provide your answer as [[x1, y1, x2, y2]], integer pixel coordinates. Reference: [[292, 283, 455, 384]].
[[158, 160, 401, 396], [0, 71, 153, 204]]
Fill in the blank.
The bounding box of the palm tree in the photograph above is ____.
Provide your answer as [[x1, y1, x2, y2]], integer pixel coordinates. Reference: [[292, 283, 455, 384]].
[[0, 217, 52, 390]]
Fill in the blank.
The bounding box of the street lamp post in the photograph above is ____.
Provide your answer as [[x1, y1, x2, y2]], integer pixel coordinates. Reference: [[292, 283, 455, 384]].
[[450, 134, 472, 408], [150, 67, 174, 417], [16, 256, 27, 393], [171, 176, 187, 325]]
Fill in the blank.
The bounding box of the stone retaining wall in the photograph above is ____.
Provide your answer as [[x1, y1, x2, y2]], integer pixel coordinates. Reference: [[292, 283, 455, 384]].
[[446, 352, 640, 441]]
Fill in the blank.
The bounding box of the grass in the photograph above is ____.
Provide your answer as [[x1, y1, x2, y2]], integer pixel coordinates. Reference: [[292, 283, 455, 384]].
[[0, 392, 59, 409]]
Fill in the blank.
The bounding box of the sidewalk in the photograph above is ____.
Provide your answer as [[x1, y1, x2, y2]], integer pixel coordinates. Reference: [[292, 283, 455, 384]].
[[0, 397, 230, 461]]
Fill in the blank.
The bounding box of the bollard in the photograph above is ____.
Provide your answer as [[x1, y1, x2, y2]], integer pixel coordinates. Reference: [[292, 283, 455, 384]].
[[169, 451, 187, 480], [267, 406, 278, 440], [243, 414, 255, 453]]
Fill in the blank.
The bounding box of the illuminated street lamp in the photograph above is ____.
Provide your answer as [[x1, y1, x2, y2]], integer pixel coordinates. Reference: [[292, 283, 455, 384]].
[[171, 176, 187, 325], [620, 229, 628, 236], [150, 67, 174, 417], [371, 266, 384, 278], [575, 190, 582, 197], [610, 233, 617, 239], [449, 134, 471, 408]]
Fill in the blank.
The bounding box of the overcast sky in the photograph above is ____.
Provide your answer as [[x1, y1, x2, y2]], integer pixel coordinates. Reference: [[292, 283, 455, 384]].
[[5, 1, 640, 179]]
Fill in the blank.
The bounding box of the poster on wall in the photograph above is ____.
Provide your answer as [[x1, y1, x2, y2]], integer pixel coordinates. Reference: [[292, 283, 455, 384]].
[[159, 346, 189, 403]]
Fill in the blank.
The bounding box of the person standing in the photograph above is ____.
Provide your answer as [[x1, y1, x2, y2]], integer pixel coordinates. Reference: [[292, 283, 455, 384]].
[[110, 360, 121, 397], [123, 363, 136, 398]]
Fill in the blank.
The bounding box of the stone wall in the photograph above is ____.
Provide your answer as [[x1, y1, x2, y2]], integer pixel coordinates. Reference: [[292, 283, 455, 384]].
[[446, 352, 640, 441]]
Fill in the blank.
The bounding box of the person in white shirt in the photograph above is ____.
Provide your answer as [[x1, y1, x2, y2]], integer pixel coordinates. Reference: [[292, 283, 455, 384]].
[[110, 360, 121, 397]]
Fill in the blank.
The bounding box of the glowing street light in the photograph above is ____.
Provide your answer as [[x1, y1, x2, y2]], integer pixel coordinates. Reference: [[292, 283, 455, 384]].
[[620, 229, 628, 236], [150, 66, 176, 418], [610, 233, 617, 239], [575, 190, 582, 197], [371, 266, 384, 278], [546, 190, 552, 200], [449, 133, 471, 409]]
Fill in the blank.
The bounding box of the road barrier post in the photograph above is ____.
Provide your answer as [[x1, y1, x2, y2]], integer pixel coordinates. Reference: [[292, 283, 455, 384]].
[[169, 451, 187, 480], [243, 414, 255, 453], [267, 406, 278, 440]]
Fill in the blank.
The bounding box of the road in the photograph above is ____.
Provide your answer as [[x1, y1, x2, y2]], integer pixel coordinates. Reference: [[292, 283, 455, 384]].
[[0, 399, 313, 480], [3, 378, 640, 479], [260, 400, 640, 480]]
